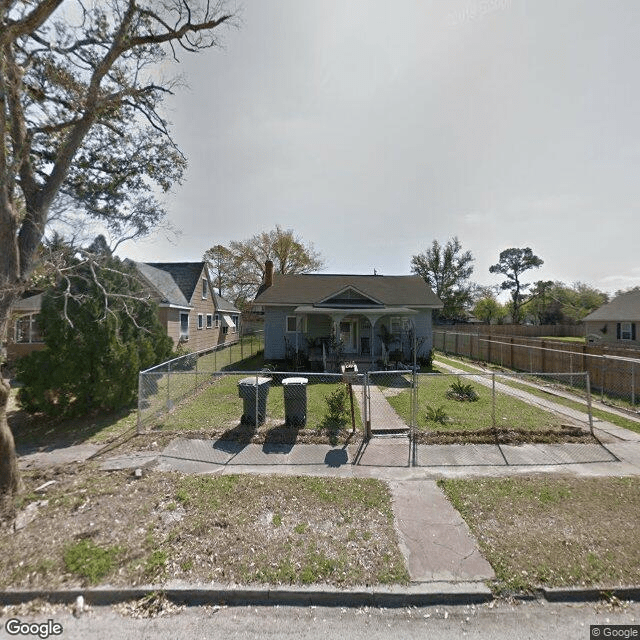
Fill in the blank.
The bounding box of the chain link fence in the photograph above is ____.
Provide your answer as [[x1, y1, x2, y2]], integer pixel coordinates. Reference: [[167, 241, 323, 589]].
[[434, 330, 640, 411], [139, 366, 366, 436], [138, 332, 263, 430]]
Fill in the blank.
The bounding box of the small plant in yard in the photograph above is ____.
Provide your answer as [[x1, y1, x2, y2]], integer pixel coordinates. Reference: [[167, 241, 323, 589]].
[[325, 386, 348, 424], [446, 378, 479, 402], [63, 539, 120, 584], [426, 404, 448, 425]]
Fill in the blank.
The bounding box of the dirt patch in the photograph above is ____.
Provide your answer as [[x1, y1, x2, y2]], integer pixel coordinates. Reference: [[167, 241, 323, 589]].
[[414, 425, 597, 445], [0, 465, 408, 589], [440, 476, 640, 593]]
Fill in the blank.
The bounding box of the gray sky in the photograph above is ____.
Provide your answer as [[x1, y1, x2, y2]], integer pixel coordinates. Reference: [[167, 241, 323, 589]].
[[121, 0, 640, 296]]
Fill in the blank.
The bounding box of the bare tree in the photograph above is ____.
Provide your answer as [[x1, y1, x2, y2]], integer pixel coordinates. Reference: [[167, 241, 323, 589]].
[[204, 226, 324, 308], [0, 0, 237, 500]]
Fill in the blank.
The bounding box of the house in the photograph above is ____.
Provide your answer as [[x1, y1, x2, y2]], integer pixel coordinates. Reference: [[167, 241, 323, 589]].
[[253, 261, 442, 369], [3, 262, 241, 364], [5, 292, 45, 363], [583, 289, 640, 345], [134, 262, 240, 351]]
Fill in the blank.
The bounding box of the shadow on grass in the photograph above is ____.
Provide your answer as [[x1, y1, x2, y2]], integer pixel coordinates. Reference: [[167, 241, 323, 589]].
[[10, 402, 137, 451]]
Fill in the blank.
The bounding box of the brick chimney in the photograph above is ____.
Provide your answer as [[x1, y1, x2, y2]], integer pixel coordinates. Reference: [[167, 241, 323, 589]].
[[256, 260, 274, 298], [264, 259, 274, 289]]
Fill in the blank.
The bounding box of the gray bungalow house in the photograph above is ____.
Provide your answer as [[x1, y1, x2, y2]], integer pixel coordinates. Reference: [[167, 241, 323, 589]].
[[583, 289, 640, 346], [253, 261, 442, 370]]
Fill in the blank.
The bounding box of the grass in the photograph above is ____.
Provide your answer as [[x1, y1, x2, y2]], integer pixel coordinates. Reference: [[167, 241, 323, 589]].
[[1, 469, 409, 589], [435, 353, 640, 435], [439, 476, 640, 593], [63, 539, 121, 584], [384, 372, 570, 433], [155, 375, 363, 443]]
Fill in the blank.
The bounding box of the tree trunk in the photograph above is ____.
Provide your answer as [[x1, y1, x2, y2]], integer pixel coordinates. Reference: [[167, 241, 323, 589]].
[[0, 375, 21, 503], [0, 295, 22, 501]]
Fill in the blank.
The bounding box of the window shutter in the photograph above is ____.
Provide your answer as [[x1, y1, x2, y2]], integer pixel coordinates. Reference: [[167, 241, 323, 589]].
[[633, 323, 637, 341], [617, 323, 621, 339]]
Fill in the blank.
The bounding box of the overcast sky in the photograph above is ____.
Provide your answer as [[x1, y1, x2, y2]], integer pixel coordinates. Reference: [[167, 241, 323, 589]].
[[120, 0, 640, 296]]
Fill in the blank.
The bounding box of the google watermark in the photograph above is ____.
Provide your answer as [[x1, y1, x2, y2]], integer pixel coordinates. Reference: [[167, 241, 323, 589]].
[[591, 626, 640, 639], [4, 618, 63, 639], [447, 0, 512, 27]]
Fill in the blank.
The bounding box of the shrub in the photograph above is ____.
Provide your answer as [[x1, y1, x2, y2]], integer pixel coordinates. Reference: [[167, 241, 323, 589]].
[[426, 404, 448, 425], [446, 378, 479, 402], [325, 386, 348, 424]]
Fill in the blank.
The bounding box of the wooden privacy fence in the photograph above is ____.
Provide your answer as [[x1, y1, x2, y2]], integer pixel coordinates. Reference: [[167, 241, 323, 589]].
[[433, 330, 640, 408]]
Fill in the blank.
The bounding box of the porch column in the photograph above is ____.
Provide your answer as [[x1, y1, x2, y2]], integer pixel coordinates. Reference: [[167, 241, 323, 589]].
[[364, 314, 384, 370]]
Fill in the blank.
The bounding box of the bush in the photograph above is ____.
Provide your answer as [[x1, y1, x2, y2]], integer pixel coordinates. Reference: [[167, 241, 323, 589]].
[[16, 256, 174, 417], [445, 378, 479, 402], [325, 386, 348, 425]]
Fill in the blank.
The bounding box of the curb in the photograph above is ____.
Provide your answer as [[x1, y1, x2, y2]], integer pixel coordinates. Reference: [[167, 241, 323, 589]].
[[542, 586, 640, 603], [0, 582, 493, 608]]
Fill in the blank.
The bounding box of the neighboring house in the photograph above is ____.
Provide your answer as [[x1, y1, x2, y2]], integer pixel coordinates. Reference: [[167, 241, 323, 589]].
[[5, 292, 45, 363], [3, 262, 241, 364], [253, 261, 442, 369], [135, 262, 240, 351], [583, 289, 640, 345]]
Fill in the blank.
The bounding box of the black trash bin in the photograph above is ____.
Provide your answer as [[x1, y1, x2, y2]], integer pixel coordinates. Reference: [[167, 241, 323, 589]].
[[238, 376, 271, 425], [282, 377, 308, 426]]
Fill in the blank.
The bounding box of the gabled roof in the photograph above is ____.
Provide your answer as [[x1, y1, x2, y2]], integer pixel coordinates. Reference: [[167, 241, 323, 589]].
[[214, 291, 240, 314], [11, 292, 43, 313], [254, 274, 442, 307], [583, 289, 640, 322], [135, 262, 190, 307], [145, 262, 206, 303], [136, 262, 240, 313]]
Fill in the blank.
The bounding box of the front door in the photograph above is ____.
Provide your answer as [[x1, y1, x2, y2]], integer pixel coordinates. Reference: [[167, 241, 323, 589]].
[[340, 320, 358, 353]]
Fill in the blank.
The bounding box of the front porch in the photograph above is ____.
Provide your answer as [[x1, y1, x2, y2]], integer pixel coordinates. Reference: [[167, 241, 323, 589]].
[[288, 306, 422, 372]]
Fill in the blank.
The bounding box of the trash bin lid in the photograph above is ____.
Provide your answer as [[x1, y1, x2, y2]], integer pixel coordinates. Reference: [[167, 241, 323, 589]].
[[282, 377, 308, 385], [238, 376, 271, 386]]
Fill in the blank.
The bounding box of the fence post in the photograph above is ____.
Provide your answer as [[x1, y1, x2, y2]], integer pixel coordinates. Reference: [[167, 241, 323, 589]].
[[214, 347, 217, 371], [167, 361, 171, 411], [195, 354, 199, 389], [586, 373, 594, 435], [255, 371, 259, 429], [241, 336, 244, 361], [601, 358, 606, 402], [632, 362, 636, 408], [137, 372, 143, 435], [492, 373, 496, 430]]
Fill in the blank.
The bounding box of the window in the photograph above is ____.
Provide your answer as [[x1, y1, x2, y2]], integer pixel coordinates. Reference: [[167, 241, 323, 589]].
[[286, 316, 306, 333], [180, 313, 189, 339], [390, 317, 402, 334], [206, 314, 213, 329], [202, 278, 208, 299], [198, 313, 203, 330], [619, 322, 636, 341], [231, 314, 239, 333], [214, 314, 219, 328], [222, 326, 228, 335], [15, 314, 42, 344]]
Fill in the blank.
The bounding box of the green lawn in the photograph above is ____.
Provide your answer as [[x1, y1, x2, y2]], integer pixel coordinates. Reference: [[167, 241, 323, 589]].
[[157, 375, 363, 435], [435, 354, 640, 435], [383, 372, 569, 432]]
